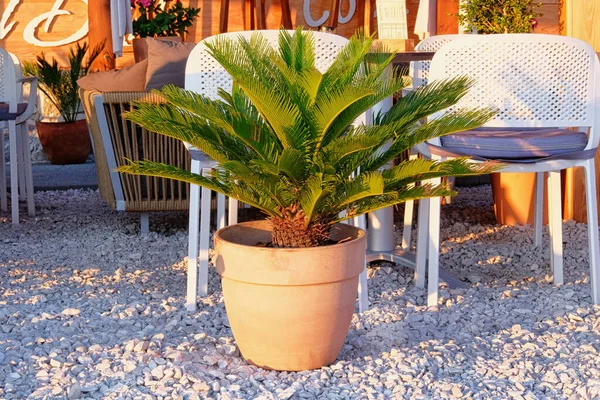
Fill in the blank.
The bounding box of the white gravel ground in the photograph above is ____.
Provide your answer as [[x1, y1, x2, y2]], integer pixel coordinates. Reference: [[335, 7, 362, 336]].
[[1, 186, 600, 399]]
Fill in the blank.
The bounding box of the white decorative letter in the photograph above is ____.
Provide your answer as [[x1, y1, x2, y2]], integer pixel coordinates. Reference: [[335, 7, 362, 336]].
[[23, 0, 88, 47], [338, 0, 356, 24], [0, 0, 21, 39], [303, 0, 357, 27], [303, 0, 329, 27]]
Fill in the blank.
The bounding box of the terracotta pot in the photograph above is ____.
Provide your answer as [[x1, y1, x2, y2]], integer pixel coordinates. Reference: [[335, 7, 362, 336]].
[[132, 36, 181, 63], [214, 220, 366, 371], [491, 172, 565, 225], [36, 120, 91, 165]]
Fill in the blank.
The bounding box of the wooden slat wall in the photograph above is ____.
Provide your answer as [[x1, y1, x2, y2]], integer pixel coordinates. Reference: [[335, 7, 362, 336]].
[[560, 0, 600, 223], [1, 0, 562, 68]]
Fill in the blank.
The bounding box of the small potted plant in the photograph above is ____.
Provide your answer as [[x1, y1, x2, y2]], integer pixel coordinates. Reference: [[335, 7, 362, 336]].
[[23, 42, 102, 165], [456, 0, 542, 34], [118, 29, 498, 371], [131, 0, 201, 62]]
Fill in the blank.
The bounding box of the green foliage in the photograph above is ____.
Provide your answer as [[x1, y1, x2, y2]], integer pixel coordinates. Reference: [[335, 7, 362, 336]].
[[456, 0, 542, 34], [23, 42, 102, 123], [118, 29, 501, 246], [132, 1, 201, 39]]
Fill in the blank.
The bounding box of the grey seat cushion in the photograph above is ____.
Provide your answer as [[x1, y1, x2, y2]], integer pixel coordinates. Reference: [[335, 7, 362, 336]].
[[0, 103, 28, 121], [440, 128, 588, 159]]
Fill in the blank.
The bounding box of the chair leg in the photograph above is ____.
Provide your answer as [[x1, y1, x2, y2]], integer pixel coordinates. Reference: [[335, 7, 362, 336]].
[[140, 213, 149, 235], [21, 125, 34, 217], [427, 178, 442, 307], [547, 171, 563, 284], [443, 177, 455, 205], [217, 193, 226, 230], [198, 168, 212, 298], [16, 125, 26, 202], [414, 198, 429, 289], [355, 213, 369, 313], [0, 131, 7, 213], [9, 120, 19, 224], [402, 199, 414, 250], [534, 172, 544, 247], [186, 160, 202, 312], [228, 198, 238, 226], [358, 254, 369, 313], [584, 159, 600, 304]]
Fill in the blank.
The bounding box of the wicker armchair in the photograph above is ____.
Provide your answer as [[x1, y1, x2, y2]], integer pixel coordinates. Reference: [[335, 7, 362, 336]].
[[79, 89, 190, 233]]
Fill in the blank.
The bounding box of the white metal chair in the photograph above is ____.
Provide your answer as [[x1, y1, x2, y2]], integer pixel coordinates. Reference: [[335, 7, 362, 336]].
[[0, 49, 37, 223], [413, 34, 600, 307], [184, 30, 369, 312], [402, 34, 463, 96]]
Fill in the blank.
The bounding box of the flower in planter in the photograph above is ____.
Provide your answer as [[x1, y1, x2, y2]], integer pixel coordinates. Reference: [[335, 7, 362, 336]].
[[118, 29, 501, 248], [456, 0, 543, 34], [131, 0, 201, 39]]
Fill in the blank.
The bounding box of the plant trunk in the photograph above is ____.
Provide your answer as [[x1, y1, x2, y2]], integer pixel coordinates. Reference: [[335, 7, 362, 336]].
[[270, 207, 330, 248]]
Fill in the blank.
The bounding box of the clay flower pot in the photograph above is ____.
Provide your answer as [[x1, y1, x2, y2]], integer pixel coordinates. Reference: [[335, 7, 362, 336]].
[[214, 220, 366, 371], [36, 119, 91, 165]]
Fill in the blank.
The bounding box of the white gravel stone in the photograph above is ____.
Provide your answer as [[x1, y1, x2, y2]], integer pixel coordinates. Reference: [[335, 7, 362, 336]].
[[2, 187, 600, 399]]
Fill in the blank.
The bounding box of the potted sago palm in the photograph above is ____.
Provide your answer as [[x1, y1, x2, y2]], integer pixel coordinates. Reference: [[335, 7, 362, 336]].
[[118, 29, 499, 371], [24, 42, 102, 164]]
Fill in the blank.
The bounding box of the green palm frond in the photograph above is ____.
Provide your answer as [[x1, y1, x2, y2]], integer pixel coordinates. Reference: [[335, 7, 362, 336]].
[[120, 28, 501, 247]]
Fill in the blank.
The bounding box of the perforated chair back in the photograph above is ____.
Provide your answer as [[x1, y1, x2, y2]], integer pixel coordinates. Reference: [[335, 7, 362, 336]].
[[0, 48, 18, 113], [9, 53, 23, 102], [185, 30, 349, 100], [427, 34, 600, 150], [410, 34, 462, 88]]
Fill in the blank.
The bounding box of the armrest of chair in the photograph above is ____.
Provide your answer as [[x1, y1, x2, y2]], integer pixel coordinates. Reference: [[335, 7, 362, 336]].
[[16, 76, 36, 84], [15, 76, 37, 124]]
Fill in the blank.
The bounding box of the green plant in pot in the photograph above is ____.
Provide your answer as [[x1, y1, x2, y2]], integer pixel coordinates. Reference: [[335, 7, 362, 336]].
[[130, 0, 201, 62], [24, 42, 102, 165], [456, 0, 542, 34], [118, 29, 499, 371]]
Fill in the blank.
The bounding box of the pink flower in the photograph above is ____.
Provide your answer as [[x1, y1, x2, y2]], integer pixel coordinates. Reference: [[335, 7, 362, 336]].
[[131, 0, 153, 7], [531, 18, 539, 29]]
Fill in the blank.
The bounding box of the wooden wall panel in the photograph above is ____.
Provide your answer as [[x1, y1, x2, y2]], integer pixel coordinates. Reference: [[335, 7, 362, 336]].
[[0, 0, 563, 68], [0, 0, 89, 65], [560, 0, 600, 223]]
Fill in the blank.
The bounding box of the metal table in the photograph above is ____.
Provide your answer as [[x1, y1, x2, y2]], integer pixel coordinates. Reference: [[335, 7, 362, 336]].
[[365, 50, 468, 291]]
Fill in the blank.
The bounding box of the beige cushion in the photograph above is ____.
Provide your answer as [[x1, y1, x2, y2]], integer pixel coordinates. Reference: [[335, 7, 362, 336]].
[[77, 59, 148, 92], [145, 39, 195, 90]]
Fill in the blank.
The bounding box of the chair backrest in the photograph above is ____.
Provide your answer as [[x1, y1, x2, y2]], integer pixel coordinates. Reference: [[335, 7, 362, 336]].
[[410, 34, 463, 88], [0, 48, 18, 112], [428, 34, 600, 148], [9, 53, 23, 102], [185, 30, 349, 100], [90, 91, 191, 211]]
